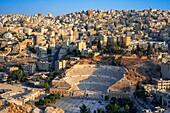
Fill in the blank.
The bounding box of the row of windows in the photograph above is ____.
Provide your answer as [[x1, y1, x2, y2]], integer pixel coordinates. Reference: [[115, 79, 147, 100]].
[[50, 90, 68, 94], [158, 82, 170, 84], [158, 85, 170, 86]]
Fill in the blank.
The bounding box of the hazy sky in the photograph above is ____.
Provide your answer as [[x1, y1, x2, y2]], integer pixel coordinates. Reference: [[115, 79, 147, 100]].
[[0, 0, 170, 16]]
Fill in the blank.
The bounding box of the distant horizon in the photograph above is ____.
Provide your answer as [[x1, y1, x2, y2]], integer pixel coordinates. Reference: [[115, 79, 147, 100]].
[[1, 8, 170, 17], [0, 0, 170, 16]]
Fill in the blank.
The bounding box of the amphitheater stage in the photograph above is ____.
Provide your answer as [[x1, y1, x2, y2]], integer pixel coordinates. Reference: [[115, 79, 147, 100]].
[[50, 64, 129, 97], [64, 65, 126, 92], [56, 98, 109, 113]]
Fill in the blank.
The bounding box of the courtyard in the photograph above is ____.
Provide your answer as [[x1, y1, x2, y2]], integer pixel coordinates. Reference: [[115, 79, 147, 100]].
[[56, 98, 109, 113]]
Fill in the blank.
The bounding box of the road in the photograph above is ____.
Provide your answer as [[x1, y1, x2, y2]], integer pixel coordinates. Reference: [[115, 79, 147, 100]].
[[132, 98, 145, 112], [145, 101, 155, 111], [51, 48, 60, 72]]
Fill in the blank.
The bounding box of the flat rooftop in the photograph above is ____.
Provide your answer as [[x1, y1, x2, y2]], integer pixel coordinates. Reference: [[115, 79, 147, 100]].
[[0, 83, 22, 90]]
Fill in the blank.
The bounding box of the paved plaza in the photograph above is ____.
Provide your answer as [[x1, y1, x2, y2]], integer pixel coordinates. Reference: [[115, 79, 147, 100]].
[[56, 98, 109, 113]]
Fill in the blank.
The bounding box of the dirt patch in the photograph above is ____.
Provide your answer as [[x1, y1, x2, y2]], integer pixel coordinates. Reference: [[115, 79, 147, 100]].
[[119, 57, 161, 85]]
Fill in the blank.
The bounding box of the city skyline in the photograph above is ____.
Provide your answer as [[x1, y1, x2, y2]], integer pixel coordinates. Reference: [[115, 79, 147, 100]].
[[1, 0, 170, 112], [0, 0, 170, 16]]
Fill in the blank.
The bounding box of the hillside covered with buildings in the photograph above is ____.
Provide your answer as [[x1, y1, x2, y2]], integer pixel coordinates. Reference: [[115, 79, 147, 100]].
[[0, 9, 170, 113]]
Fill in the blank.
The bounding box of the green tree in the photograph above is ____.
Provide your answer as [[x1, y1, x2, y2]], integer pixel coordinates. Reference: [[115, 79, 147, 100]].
[[21, 73, 28, 82], [113, 103, 119, 111], [42, 82, 49, 89], [97, 38, 101, 50], [163, 100, 168, 107], [80, 104, 91, 113], [97, 108, 103, 113], [138, 51, 143, 58], [59, 35, 63, 41], [104, 95, 109, 101], [147, 43, 153, 55], [54, 93, 60, 99], [49, 96, 56, 103], [124, 104, 130, 111], [117, 41, 123, 48], [87, 32, 91, 36], [49, 72, 54, 78], [112, 58, 117, 66], [35, 99, 47, 106], [105, 104, 112, 111], [8, 70, 28, 83], [134, 83, 149, 101], [106, 98, 137, 113], [35, 93, 61, 106], [28, 46, 36, 53], [47, 48, 52, 54]]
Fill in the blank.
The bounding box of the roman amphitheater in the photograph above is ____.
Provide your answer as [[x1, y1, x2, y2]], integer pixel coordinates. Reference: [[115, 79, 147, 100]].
[[50, 64, 131, 99]]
